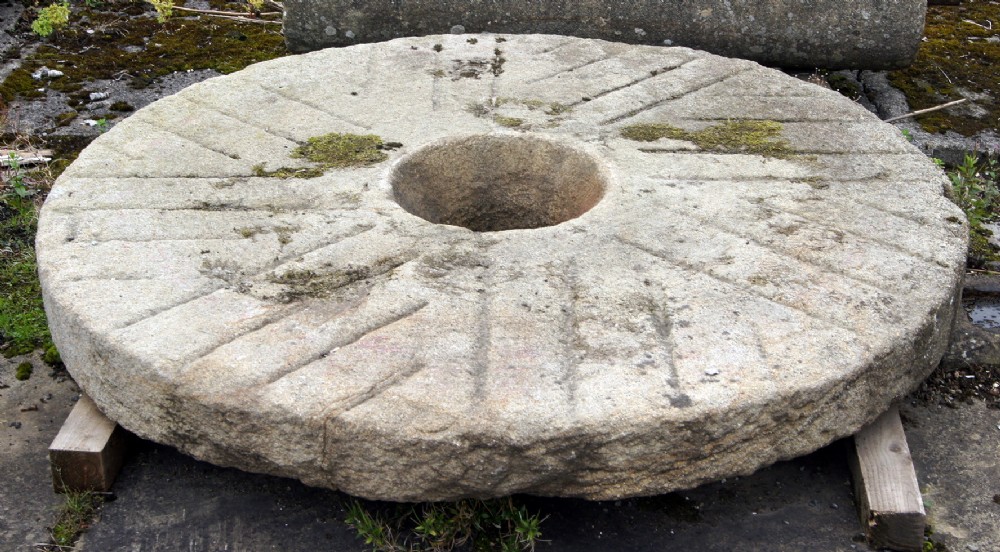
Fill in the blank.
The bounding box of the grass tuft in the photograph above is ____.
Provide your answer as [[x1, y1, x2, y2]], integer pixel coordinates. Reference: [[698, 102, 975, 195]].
[[48, 489, 103, 548], [345, 496, 546, 552]]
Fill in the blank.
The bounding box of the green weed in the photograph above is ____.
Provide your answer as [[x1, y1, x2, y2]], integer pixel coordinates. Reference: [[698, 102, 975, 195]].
[[1, 153, 53, 357], [345, 497, 546, 552], [48, 490, 103, 547], [31, 2, 71, 38], [942, 153, 1000, 268], [147, 0, 174, 22]]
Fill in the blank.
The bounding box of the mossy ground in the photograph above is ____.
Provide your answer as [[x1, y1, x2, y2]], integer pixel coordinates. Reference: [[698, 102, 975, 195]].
[[0, 0, 286, 359], [1, 0, 286, 103], [888, 0, 1000, 136], [621, 120, 792, 158]]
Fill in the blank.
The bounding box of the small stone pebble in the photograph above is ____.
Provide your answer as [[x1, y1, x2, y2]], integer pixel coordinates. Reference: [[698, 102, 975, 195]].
[[89, 92, 110, 101], [705, 368, 720, 376], [450, 25, 466, 34], [31, 66, 63, 79]]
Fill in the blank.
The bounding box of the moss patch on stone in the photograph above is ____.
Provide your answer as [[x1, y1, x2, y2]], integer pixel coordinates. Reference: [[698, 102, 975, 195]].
[[291, 133, 389, 168], [622, 120, 792, 158], [888, 1, 1000, 136], [494, 116, 523, 128], [254, 133, 395, 179]]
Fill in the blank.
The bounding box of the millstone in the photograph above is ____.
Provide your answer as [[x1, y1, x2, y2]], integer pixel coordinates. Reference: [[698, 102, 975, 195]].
[[37, 35, 967, 501]]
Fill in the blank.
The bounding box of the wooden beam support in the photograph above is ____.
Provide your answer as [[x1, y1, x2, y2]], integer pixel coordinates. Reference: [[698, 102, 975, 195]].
[[49, 395, 127, 493], [849, 405, 926, 552]]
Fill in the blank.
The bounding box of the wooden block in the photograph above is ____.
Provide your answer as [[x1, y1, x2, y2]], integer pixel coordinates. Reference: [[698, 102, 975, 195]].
[[849, 405, 926, 552], [49, 395, 127, 493]]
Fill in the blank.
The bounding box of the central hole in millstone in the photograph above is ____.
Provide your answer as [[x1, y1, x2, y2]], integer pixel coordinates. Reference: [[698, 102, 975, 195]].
[[391, 135, 607, 232]]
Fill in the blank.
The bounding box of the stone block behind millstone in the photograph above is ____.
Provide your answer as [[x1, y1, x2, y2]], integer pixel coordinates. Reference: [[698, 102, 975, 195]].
[[283, 0, 926, 69]]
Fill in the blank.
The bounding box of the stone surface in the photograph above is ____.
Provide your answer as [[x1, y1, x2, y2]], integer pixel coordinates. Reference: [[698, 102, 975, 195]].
[[282, 0, 926, 69], [36, 35, 966, 501]]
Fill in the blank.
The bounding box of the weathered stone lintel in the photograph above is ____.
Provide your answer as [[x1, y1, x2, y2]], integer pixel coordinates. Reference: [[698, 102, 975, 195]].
[[283, 0, 926, 69]]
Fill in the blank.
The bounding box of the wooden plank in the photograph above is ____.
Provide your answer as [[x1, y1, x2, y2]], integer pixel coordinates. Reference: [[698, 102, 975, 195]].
[[49, 395, 127, 493], [849, 405, 926, 552]]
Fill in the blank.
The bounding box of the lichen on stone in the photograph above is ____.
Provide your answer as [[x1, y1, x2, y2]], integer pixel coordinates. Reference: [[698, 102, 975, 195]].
[[621, 120, 792, 158], [251, 164, 325, 179], [494, 116, 523, 128]]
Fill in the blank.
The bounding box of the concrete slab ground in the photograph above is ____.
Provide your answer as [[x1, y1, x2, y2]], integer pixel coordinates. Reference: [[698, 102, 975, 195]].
[[2, 385, 997, 550], [44, 398, 998, 551], [0, 354, 81, 548]]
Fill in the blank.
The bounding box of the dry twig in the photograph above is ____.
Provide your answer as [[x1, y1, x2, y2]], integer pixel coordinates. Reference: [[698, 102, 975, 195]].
[[884, 98, 969, 123]]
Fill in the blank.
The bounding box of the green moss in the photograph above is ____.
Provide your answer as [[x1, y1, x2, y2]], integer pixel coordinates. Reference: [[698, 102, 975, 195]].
[[0, 68, 46, 102], [544, 102, 571, 115], [15, 362, 33, 381], [825, 73, 861, 99], [55, 110, 77, 127], [967, 225, 1000, 269], [291, 133, 389, 168], [252, 133, 393, 179], [622, 120, 792, 158], [888, 2, 1000, 135], [236, 226, 259, 238], [492, 48, 506, 76], [42, 343, 61, 365], [494, 116, 523, 128], [109, 101, 134, 112]]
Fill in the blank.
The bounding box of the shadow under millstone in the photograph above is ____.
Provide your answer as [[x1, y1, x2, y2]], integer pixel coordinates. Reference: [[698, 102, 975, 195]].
[[77, 439, 357, 551], [79, 439, 863, 551]]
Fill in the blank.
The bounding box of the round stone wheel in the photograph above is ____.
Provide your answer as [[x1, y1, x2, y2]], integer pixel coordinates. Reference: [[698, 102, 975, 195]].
[[37, 35, 966, 501]]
